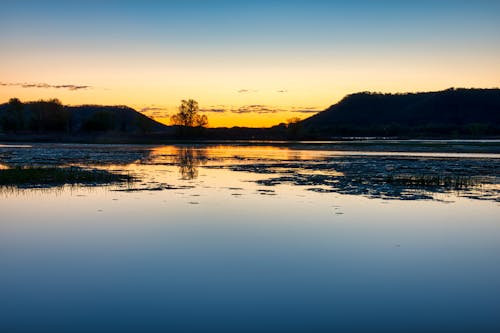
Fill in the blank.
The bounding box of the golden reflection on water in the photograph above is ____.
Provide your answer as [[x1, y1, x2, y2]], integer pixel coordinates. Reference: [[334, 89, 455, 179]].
[[148, 145, 314, 162], [147, 145, 306, 180], [0, 144, 499, 202]]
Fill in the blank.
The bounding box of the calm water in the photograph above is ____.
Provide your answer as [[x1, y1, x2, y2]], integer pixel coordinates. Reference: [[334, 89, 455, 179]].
[[1, 143, 500, 332]]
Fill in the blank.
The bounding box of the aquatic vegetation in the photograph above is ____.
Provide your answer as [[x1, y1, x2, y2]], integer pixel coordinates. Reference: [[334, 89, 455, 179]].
[[384, 174, 479, 189], [0, 143, 499, 201], [220, 156, 500, 201], [0, 166, 133, 188]]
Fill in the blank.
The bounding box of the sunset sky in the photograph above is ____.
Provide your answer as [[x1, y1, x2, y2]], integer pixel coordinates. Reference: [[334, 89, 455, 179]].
[[1, 0, 499, 127]]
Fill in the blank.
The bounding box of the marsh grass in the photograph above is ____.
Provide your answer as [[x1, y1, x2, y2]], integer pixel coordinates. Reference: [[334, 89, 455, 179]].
[[385, 174, 478, 189], [0, 166, 134, 188]]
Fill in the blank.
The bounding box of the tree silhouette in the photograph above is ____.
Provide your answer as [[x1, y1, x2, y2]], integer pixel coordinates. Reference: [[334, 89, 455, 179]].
[[286, 117, 302, 139], [170, 99, 208, 127], [1, 98, 24, 132], [193, 114, 208, 127]]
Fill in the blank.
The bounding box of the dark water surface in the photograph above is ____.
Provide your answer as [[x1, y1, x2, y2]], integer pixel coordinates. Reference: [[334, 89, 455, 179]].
[[1, 142, 499, 332]]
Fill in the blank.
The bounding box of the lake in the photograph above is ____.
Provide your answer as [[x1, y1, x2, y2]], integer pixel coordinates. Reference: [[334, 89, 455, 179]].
[[1, 142, 499, 332]]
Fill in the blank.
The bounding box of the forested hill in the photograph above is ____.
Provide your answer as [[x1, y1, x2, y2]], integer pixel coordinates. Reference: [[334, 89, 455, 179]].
[[0, 99, 169, 134], [299, 88, 500, 137]]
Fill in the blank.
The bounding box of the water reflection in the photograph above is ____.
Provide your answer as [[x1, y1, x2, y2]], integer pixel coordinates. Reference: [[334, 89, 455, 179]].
[[153, 146, 500, 201], [2, 143, 499, 333], [0, 143, 150, 166], [0, 143, 499, 201], [172, 147, 208, 180], [220, 155, 500, 201]]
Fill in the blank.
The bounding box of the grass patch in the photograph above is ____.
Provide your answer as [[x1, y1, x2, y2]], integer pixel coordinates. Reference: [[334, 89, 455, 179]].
[[0, 166, 133, 187], [385, 174, 478, 189]]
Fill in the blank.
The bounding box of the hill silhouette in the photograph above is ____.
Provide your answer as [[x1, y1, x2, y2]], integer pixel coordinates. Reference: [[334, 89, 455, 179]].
[[0, 99, 171, 137], [299, 88, 500, 138], [1, 88, 500, 142]]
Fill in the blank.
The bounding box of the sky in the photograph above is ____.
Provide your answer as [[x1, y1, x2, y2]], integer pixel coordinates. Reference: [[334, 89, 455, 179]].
[[1, 0, 499, 127]]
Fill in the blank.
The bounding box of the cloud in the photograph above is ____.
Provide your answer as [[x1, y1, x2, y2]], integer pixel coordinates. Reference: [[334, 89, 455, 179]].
[[197, 104, 320, 115], [231, 105, 284, 114], [238, 89, 288, 93], [290, 106, 322, 114], [291, 109, 321, 114], [0, 82, 91, 91], [149, 112, 169, 119], [200, 108, 227, 113], [139, 106, 169, 119], [237, 89, 258, 93], [200, 105, 319, 115], [140, 106, 167, 113]]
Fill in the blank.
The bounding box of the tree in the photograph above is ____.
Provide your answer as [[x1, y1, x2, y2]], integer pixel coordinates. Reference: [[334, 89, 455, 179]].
[[1, 98, 24, 131], [170, 99, 208, 128], [286, 117, 302, 139], [286, 117, 301, 127], [193, 114, 208, 127], [30, 98, 68, 132]]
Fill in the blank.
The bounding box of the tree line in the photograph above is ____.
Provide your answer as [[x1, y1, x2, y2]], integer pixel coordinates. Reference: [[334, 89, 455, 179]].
[[0, 98, 70, 132], [1, 98, 210, 135]]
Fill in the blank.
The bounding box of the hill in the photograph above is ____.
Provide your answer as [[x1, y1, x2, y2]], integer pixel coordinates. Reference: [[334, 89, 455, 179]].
[[0, 99, 170, 135], [2, 88, 500, 142], [299, 88, 500, 138]]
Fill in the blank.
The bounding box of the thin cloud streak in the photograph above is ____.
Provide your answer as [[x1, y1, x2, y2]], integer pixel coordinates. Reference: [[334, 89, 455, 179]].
[[0, 82, 91, 91], [290, 106, 322, 114], [291, 109, 321, 114], [232, 105, 283, 114], [237, 89, 259, 94], [200, 108, 226, 113], [200, 105, 322, 115], [140, 106, 168, 113], [139, 105, 169, 120]]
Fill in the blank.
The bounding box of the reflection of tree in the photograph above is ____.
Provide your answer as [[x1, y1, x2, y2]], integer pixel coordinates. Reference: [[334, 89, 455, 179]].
[[173, 147, 208, 180]]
